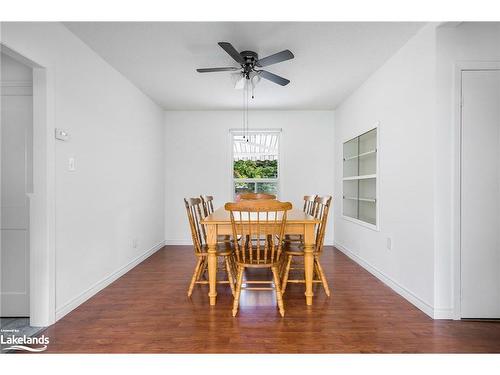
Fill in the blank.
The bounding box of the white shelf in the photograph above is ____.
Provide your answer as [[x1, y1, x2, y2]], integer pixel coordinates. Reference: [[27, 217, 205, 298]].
[[342, 127, 378, 229], [343, 149, 377, 161], [343, 196, 376, 203], [342, 174, 377, 181]]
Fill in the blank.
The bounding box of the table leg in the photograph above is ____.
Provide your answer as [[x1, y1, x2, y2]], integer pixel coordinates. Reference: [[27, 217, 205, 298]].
[[206, 224, 217, 305], [303, 223, 315, 305]]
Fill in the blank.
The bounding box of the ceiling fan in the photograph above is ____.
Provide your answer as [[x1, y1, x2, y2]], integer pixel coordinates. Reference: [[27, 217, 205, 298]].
[[196, 42, 294, 86]]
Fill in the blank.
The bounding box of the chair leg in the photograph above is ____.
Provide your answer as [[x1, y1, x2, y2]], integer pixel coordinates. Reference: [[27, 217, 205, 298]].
[[197, 258, 207, 280], [278, 253, 288, 277], [281, 255, 293, 293], [232, 266, 245, 317], [201, 258, 209, 279], [230, 254, 238, 282], [188, 258, 203, 297], [272, 266, 285, 317], [315, 257, 331, 297], [313, 259, 321, 280], [225, 256, 236, 297]]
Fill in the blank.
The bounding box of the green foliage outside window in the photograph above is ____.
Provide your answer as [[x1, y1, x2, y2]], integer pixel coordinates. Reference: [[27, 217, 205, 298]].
[[233, 160, 278, 179]]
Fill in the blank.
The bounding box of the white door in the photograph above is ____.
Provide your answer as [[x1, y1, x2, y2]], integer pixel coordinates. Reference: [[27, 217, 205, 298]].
[[1, 55, 33, 316], [461, 69, 500, 319]]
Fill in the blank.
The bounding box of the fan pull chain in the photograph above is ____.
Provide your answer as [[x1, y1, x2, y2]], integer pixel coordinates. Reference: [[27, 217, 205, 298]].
[[245, 80, 249, 141], [242, 80, 247, 140]]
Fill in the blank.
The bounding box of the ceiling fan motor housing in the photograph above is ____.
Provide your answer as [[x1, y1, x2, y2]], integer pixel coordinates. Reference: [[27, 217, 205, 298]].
[[240, 50, 258, 78]]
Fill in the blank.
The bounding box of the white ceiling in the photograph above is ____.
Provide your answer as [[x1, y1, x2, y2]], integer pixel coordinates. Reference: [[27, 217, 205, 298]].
[[64, 22, 425, 110]]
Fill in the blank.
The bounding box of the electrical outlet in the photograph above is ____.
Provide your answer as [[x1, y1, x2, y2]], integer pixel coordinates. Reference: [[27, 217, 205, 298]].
[[132, 239, 138, 249], [386, 237, 392, 250]]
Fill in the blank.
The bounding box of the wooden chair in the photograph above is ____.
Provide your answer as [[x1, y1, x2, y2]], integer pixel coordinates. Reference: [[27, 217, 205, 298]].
[[225, 199, 292, 317], [237, 193, 276, 200], [184, 197, 236, 297], [281, 196, 332, 297]]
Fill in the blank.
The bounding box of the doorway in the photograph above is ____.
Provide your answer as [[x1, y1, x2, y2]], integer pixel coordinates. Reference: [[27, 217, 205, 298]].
[[460, 69, 500, 319], [0, 43, 56, 329], [1, 52, 33, 318]]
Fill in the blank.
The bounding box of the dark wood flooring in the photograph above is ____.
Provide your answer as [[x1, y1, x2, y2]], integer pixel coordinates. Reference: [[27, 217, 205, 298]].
[[37, 246, 500, 353]]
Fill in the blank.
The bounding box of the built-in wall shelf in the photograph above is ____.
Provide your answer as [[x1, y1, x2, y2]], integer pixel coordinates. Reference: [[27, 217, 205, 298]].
[[343, 149, 377, 161], [342, 127, 378, 229], [343, 196, 376, 203], [342, 174, 376, 181]]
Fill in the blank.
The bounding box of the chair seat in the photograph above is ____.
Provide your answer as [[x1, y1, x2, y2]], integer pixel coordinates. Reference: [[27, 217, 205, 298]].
[[197, 242, 233, 257], [217, 235, 231, 242], [283, 242, 319, 256], [283, 234, 303, 242]]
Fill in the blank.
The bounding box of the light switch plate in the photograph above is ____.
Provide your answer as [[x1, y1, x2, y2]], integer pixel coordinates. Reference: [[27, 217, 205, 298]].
[[68, 157, 76, 171], [55, 128, 70, 141]]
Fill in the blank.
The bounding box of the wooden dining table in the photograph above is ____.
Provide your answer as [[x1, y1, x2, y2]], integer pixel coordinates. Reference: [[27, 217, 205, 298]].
[[201, 206, 320, 306]]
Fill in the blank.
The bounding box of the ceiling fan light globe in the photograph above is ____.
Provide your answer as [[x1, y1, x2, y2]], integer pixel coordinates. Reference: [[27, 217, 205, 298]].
[[233, 74, 246, 90], [250, 72, 261, 88]]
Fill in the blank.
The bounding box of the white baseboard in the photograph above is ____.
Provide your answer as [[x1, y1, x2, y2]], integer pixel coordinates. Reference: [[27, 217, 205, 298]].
[[334, 242, 437, 319], [165, 239, 192, 246], [55, 240, 166, 322], [165, 239, 335, 246], [325, 237, 334, 247]]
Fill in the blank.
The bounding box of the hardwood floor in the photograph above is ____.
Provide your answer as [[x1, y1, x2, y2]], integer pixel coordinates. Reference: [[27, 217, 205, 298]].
[[38, 246, 500, 353]]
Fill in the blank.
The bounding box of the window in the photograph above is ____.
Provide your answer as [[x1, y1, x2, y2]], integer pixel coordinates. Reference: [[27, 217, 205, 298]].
[[231, 130, 280, 198], [342, 127, 378, 228]]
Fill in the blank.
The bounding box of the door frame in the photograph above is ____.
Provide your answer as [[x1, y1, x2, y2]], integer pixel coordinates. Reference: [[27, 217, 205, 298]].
[[1, 44, 56, 326], [452, 61, 500, 319]]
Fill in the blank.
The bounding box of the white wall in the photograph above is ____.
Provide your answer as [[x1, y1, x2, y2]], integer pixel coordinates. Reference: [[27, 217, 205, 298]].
[[164, 110, 335, 245], [333, 24, 437, 317], [1, 22, 165, 321], [434, 22, 500, 317]]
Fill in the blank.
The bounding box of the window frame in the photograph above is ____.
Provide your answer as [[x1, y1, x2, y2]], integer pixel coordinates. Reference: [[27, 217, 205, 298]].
[[229, 129, 282, 200]]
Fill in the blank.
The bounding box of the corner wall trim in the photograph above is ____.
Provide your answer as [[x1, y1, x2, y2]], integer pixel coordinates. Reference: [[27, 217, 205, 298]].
[[334, 242, 441, 319], [55, 240, 166, 322]]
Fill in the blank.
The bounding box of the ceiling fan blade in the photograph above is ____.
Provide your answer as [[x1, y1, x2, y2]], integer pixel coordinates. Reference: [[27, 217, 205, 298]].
[[196, 67, 240, 73], [258, 70, 290, 86], [256, 50, 294, 67], [218, 42, 245, 64]]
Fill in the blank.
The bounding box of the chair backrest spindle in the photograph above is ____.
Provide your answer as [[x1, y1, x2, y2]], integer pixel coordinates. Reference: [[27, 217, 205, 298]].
[[303, 195, 317, 216], [200, 195, 215, 217]]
